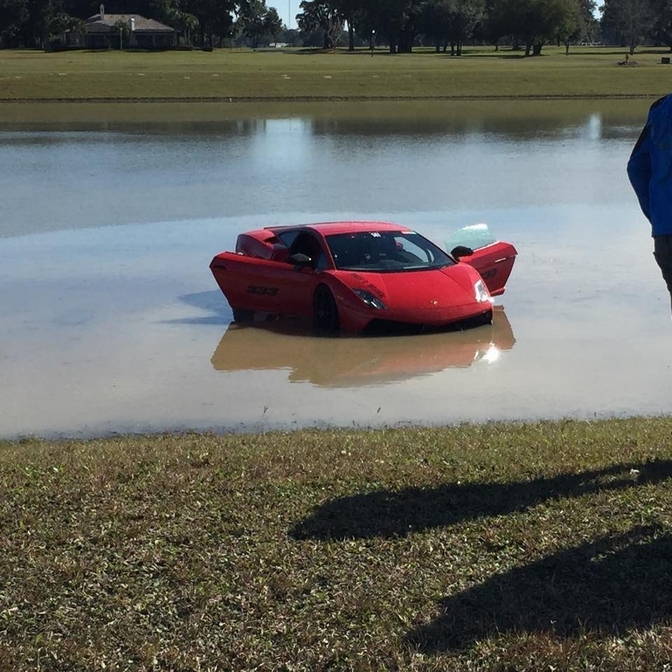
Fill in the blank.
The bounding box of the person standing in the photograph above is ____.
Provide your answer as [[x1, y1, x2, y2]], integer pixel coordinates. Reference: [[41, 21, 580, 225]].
[[627, 95, 672, 307]]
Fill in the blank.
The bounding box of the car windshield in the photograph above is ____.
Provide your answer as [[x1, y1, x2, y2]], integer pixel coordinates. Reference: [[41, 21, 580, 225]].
[[326, 231, 454, 272]]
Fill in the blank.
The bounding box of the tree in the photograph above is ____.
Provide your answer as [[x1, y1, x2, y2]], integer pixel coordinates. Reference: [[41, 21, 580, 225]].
[[331, 0, 362, 50], [489, 0, 577, 55], [601, 0, 655, 54], [61, 0, 98, 20], [183, 0, 236, 46], [418, 0, 454, 51], [238, 0, 279, 46], [649, 0, 672, 50], [297, 0, 342, 49], [556, 0, 596, 53], [166, 8, 199, 45], [210, 0, 235, 43], [361, 0, 424, 53], [0, 0, 27, 46], [113, 16, 129, 47], [418, 0, 484, 54], [21, 0, 62, 46], [445, 0, 485, 55], [263, 5, 282, 41], [478, 0, 507, 48]]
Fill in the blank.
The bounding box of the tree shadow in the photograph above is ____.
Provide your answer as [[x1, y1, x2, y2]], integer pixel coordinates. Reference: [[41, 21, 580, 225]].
[[600, 48, 668, 56], [446, 52, 528, 60], [290, 459, 672, 540], [285, 48, 343, 56], [406, 525, 672, 651]]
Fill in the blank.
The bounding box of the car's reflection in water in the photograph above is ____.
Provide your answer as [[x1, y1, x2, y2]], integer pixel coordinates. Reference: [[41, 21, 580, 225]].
[[211, 306, 515, 388]]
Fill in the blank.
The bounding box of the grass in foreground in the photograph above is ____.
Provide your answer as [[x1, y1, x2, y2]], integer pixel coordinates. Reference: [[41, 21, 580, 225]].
[[2, 418, 672, 670], [1, 46, 672, 101]]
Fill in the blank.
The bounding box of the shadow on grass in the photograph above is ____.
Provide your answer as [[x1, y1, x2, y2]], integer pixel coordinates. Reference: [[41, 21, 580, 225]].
[[406, 525, 672, 651], [283, 48, 344, 56], [442, 52, 528, 59], [290, 459, 672, 540]]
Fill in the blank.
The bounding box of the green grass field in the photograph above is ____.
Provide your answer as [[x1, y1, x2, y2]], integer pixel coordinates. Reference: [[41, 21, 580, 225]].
[[2, 419, 672, 670], [1, 45, 672, 101]]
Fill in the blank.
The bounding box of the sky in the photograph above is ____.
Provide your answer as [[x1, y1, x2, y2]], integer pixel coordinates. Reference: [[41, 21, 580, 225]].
[[269, 0, 296, 29]]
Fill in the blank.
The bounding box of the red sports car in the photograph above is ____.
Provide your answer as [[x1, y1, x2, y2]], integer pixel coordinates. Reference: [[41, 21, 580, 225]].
[[209, 221, 517, 335]]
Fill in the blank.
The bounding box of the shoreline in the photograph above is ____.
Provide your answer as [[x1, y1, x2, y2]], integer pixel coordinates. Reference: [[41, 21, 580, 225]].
[[1, 413, 670, 444], [0, 92, 663, 103]]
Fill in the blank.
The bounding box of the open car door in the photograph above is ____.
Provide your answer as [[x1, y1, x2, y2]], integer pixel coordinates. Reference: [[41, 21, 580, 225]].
[[209, 253, 316, 316], [445, 224, 517, 296]]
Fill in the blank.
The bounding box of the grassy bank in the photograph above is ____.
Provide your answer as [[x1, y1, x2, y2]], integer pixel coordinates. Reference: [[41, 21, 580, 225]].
[[1, 46, 672, 101], [2, 417, 672, 670]]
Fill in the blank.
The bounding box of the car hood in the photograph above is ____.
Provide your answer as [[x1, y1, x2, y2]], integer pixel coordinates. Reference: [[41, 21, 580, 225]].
[[340, 264, 481, 309]]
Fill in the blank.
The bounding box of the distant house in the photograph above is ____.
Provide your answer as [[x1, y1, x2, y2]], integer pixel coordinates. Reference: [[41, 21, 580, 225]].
[[62, 4, 176, 50]]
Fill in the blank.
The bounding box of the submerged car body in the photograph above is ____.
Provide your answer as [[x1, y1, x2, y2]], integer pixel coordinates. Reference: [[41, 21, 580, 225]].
[[209, 221, 517, 335]]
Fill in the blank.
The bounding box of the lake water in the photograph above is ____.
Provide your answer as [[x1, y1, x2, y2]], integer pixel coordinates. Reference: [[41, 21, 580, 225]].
[[1, 99, 671, 439]]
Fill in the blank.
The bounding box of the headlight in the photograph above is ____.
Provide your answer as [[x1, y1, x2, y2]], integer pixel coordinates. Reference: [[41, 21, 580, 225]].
[[354, 288, 387, 310], [474, 279, 492, 303]]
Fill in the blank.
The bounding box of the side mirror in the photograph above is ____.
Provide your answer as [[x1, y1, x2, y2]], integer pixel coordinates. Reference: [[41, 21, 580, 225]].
[[451, 245, 474, 260], [289, 252, 312, 267]]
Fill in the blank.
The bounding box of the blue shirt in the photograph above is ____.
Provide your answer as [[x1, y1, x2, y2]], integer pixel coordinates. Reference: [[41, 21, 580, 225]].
[[627, 95, 672, 237]]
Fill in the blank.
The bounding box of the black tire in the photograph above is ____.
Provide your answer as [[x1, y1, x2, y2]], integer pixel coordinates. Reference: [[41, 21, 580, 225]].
[[232, 307, 254, 323], [313, 285, 340, 336]]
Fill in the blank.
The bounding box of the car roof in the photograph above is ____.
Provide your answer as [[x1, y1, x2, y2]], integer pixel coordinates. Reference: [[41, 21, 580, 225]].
[[266, 221, 413, 236]]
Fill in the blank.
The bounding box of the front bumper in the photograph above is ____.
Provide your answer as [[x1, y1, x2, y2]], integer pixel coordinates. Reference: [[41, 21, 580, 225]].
[[339, 300, 494, 334]]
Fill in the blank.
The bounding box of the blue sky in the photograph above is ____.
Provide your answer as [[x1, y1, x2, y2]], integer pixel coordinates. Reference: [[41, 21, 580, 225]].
[[269, 0, 296, 29]]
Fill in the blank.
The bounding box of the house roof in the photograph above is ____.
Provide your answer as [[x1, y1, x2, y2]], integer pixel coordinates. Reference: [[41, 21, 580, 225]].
[[85, 13, 175, 33]]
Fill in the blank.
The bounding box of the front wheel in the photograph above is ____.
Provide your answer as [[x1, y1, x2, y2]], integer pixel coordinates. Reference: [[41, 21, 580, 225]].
[[313, 285, 340, 336]]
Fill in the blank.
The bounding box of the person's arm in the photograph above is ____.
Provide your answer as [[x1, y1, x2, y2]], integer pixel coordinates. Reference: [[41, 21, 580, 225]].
[[627, 122, 653, 222]]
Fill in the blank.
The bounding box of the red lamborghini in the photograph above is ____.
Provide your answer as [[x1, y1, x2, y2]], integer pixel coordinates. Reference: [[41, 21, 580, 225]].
[[209, 221, 517, 335]]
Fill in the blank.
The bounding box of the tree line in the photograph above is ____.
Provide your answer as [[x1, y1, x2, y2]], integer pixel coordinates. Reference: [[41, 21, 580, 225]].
[[298, 0, 596, 55], [1, 0, 670, 54], [0, 0, 284, 48], [299, 0, 672, 55]]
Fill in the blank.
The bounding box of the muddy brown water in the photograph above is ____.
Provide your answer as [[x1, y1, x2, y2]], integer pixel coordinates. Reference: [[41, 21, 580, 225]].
[[1, 100, 671, 438]]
